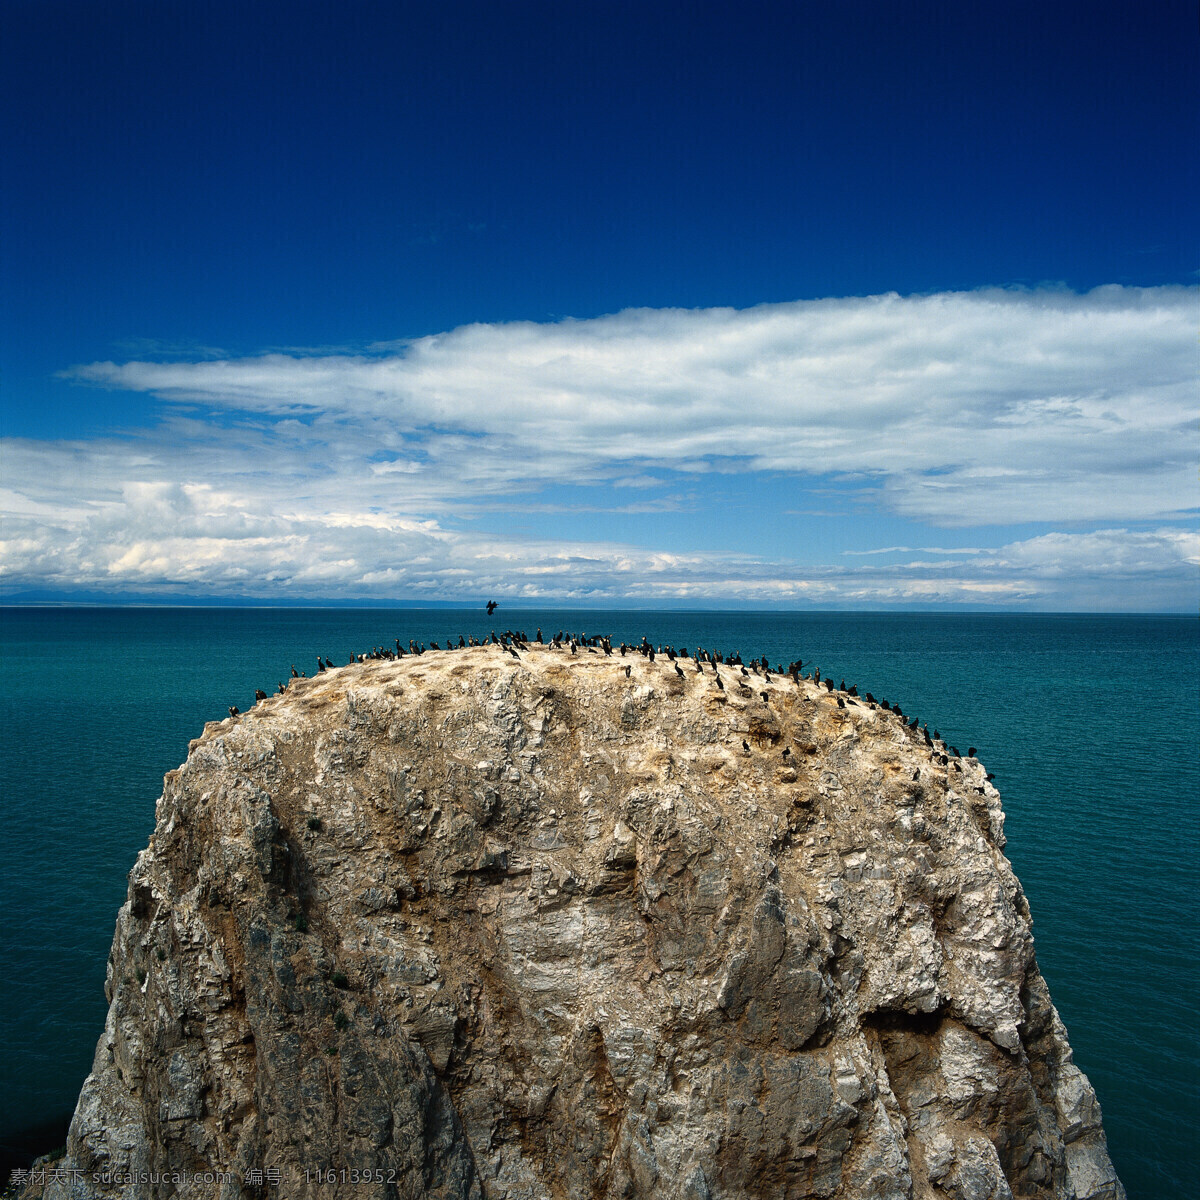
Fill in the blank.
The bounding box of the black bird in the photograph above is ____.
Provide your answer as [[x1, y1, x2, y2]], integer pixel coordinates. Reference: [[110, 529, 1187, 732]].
[[933, 729, 940, 742], [950, 746, 961, 758], [506, 645, 519, 659], [675, 663, 685, 678], [824, 678, 834, 692], [715, 674, 724, 692], [761, 691, 769, 702], [837, 697, 845, 707], [648, 648, 655, 662], [536, 628, 543, 642], [324, 657, 335, 670], [741, 666, 749, 677], [625, 664, 632, 677], [743, 740, 751, 753], [968, 747, 977, 758], [486, 600, 498, 614], [254, 689, 267, 702], [277, 682, 287, 694], [228, 705, 239, 718], [782, 746, 792, 760], [912, 769, 920, 781], [291, 665, 300, 677], [986, 773, 996, 782], [840, 679, 846, 691], [316, 657, 326, 672]]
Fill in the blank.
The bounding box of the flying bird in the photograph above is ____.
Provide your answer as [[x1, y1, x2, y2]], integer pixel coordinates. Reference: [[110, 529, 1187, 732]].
[[486, 600, 498, 615]]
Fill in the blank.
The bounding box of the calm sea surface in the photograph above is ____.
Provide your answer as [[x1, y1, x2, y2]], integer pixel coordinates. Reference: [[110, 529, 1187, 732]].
[[1, 608, 1196, 1195]]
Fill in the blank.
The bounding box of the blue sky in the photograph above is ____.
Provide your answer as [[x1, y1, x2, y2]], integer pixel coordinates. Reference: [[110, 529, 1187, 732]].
[[1, 0, 1196, 608]]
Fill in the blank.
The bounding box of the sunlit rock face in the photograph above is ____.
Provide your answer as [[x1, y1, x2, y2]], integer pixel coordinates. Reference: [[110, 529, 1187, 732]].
[[47, 644, 1124, 1199]]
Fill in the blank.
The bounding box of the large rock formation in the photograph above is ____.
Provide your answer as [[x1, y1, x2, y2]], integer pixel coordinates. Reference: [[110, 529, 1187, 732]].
[[45, 644, 1124, 1199]]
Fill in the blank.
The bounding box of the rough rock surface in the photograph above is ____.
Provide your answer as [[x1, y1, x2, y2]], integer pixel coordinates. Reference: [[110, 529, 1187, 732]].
[[46, 645, 1125, 1199]]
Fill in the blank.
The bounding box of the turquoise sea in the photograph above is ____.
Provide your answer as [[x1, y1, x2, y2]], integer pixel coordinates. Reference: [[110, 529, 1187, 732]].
[[1, 607, 1196, 1196]]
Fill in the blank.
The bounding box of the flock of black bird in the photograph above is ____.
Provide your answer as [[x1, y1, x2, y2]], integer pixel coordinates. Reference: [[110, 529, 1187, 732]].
[[225, 601, 987, 779]]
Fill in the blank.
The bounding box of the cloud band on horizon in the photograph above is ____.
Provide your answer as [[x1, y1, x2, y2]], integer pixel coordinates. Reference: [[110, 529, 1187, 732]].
[[3, 286, 1197, 608]]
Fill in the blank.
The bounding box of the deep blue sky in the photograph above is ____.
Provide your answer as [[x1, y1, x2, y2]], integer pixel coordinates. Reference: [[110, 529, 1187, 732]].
[[1, 1, 1196, 608]]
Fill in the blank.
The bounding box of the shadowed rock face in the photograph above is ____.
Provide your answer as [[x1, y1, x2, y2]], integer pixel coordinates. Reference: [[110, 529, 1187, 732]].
[[47, 646, 1124, 1199]]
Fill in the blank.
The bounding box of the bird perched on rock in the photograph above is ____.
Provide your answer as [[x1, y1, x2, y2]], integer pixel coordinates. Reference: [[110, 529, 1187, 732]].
[[761, 691, 769, 702], [714, 674, 724, 691], [782, 747, 792, 760], [316, 657, 326, 672], [625, 664, 632, 677], [228, 705, 239, 718], [675, 663, 685, 678], [277, 682, 287, 694], [743, 740, 751, 753], [291, 665, 300, 678], [254, 689, 267, 702], [911, 768, 920, 781], [968, 747, 977, 758]]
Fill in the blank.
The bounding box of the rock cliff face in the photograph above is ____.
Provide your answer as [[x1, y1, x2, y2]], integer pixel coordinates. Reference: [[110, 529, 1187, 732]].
[[48, 645, 1124, 1199]]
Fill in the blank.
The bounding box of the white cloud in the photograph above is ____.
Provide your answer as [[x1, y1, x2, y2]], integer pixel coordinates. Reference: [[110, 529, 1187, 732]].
[[2, 287, 1196, 607], [68, 285, 1197, 524]]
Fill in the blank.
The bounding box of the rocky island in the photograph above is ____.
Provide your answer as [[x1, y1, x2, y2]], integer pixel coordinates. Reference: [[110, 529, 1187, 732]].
[[41, 641, 1125, 1199]]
